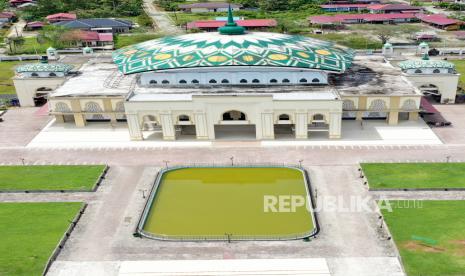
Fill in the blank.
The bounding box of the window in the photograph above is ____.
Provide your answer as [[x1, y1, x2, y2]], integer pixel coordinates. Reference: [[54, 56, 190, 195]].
[[149, 80, 157, 84], [49, 72, 57, 77], [414, 69, 422, 74], [278, 114, 290, 120], [178, 115, 190, 121], [221, 79, 229, 84], [191, 79, 199, 84], [313, 114, 324, 121], [162, 80, 170, 84], [209, 79, 217, 84], [299, 78, 308, 83], [312, 78, 320, 83], [433, 69, 440, 74], [252, 79, 260, 83], [282, 78, 290, 83], [179, 79, 187, 84], [240, 79, 248, 84], [270, 79, 278, 83], [31, 73, 39, 77]]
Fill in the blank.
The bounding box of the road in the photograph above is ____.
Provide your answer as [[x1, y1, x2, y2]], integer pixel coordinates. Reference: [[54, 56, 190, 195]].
[[7, 19, 26, 38], [142, 0, 182, 34]]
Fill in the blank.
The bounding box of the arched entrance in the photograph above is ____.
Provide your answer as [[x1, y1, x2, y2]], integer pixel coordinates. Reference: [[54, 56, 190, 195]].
[[419, 84, 441, 103], [34, 87, 53, 106], [215, 110, 256, 140]]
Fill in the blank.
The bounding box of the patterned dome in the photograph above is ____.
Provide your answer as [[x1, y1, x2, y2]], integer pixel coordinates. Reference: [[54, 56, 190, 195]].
[[398, 59, 455, 70], [112, 32, 354, 75], [15, 63, 74, 73]]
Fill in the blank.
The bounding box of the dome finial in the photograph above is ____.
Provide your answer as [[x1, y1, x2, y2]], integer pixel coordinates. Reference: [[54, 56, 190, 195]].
[[219, 4, 245, 35], [422, 52, 430, 60]]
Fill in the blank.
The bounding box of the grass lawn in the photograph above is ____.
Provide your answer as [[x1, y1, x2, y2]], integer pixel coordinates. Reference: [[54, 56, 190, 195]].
[[450, 60, 465, 84], [0, 165, 106, 191], [0, 61, 26, 95], [307, 33, 382, 50], [0, 202, 82, 276], [7, 37, 51, 55], [361, 163, 465, 189], [381, 200, 465, 276], [115, 33, 163, 49]]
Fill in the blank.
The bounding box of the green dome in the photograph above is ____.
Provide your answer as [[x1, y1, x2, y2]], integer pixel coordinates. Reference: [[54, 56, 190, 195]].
[[398, 59, 455, 70], [419, 42, 429, 47], [112, 32, 354, 75], [16, 63, 74, 73], [383, 42, 392, 48]]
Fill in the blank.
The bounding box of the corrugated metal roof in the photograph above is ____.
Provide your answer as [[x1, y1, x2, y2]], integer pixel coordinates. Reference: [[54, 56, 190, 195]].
[[187, 19, 277, 29]]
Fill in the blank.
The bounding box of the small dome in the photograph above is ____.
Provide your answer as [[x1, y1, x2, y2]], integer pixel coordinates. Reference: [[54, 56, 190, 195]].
[[383, 42, 392, 48], [419, 42, 429, 47], [113, 32, 354, 75], [83, 46, 93, 53], [47, 47, 56, 51]]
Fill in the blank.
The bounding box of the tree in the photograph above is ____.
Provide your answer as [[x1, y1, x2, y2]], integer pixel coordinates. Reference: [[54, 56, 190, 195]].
[[376, 29, 394, 45]]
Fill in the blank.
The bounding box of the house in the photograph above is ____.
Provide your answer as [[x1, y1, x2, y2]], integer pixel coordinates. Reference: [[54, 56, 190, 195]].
[[25, 21, 45, 30], [187, 19, 277, 32], [320, 4, 370, 12], [53, 18, 133, 33], [9, 0, 34, 7], [0, 11, 16, 23], [309, 13, 417, 25], [416, 13, 463, 30], [368, 4, 421, 13], [62, 30, 114, 50], [46, 13, 77, 23], [179, 2, 242, 13]]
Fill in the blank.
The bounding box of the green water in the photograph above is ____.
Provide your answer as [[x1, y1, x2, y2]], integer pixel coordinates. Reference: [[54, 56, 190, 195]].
[[142, 167, 315, 239]]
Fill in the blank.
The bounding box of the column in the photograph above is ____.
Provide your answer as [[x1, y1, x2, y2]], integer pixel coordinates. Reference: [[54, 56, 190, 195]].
[[194, 112, 210, 140], [126, 113, 143, 140], [387, 111, 399, 125], [356, 97, 366, 121], [103, 99, 116, 123], [73, 114, 86, 127], [329, 111, 342, 139], [409, 112, 419, 121], [295, 112, 308, 139], [160, 113, 176, 140], [258, 112, 274, 140]]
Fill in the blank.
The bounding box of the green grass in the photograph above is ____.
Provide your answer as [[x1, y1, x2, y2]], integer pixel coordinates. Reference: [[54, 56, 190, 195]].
[[307, 33, 382, 50], [115, 33, 163, 49], [7, 37, 51, 55], [143, 167, 315, 239], [450, 60, 465, 84], [381, 200, 465, 276], [0, 202, 83, 276], [361, 163, 465, 189], [0, 61, 26, 95], [0, 165, 106, 191]]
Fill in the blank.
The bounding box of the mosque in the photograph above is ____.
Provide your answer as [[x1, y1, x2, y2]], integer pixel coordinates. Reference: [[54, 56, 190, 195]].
[[12, 9, 459, 141]]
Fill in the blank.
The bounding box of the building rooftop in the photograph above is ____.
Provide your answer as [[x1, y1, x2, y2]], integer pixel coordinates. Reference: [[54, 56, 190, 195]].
[[398, 59, 455, 70], [53, 18, 133, 29], [416, 13, 462, 26], [179, 2, 242, 9], [16, 63, 74, 73], [46, 13, 77, 20]]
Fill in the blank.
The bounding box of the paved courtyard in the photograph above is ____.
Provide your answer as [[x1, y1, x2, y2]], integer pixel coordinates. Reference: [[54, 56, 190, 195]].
[[1, 106, 465, 275]]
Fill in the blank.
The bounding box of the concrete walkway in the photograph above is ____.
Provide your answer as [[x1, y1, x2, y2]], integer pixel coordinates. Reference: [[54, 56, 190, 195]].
[[7, 19, 26, 38], [143, 0, 182, 34]]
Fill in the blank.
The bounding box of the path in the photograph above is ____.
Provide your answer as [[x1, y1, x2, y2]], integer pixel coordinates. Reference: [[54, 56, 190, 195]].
[[7, 19, 26, 38], [142, 0, 182, 34]]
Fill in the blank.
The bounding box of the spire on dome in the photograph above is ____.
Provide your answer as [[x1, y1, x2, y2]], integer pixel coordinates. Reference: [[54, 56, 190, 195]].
[[218, 4, 245, 35]]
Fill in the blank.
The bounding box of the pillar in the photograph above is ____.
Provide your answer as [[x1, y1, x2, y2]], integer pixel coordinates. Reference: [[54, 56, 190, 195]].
[[127, 113, 143, 140], [329, 112, 342, 139], [194, 112, 210, 140], [409, 112, 419, 121], [295, 113, 308, 139], [73, 114, 86, 127], [388, 111, 399, 125], [258, 112, 274, 140], [103, 99, 117, 123], [55, 115, 64, 123], [160, 113, 175, 140], [356, 97, 367, 121]]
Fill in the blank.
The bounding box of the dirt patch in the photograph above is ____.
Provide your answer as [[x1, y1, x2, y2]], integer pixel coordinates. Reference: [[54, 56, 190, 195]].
[[402, 241, 445, 253], [449, 240, 465, 256], [450, 240, 465, 246]]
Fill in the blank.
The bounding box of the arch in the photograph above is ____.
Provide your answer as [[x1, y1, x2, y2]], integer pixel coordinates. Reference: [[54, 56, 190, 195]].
[[270, 79, 278, 83], [161, 80, 170, 84], [401, 99, 417, 111], [299, 78, 308, 83], [191, 79, 199, 84], [179, 79, 187, 84], [49, 72, 57, 77], [55, 102, 71, 113], [414, 69, 422, 74], [282, 78, 290, 83], [142, 115, 157, 122], [31, 73, 38, 77], [278, 114, 290, 120], [252, 79, 260, 83], [312, 78, 320, 83], [312, 113, 325, 121], [433, 69, 440, 74], [142, 115, 158, 131], [221, 79, 229, 84], [240, 79, 248, 84], [342, 99, 356, 118], [149, 80, 157, 84], [367, 99, 387, 118], [115, 101, 126, 120], [209, 79, 217, 84], [84, 101, 104, 120], [222, 110, 247, 121], [178, 114, 190, 122]]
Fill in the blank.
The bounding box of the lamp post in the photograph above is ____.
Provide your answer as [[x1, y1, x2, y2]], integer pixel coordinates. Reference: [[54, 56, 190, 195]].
[[298, 159, 303, 168], [163, 160, 169, 168], [230, 156, 234, 166]]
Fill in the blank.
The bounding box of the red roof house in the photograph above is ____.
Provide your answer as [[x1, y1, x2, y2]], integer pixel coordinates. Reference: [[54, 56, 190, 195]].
[[368, 4, 421, 14], [309, 13, 417, 25], [320, 4, 369, 12], [187, 19, 277, 31], [46, 13, 77, 23], [62, 30, 114, 49], [25, 21, 45, 30], [416, 14, 463, 30]]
